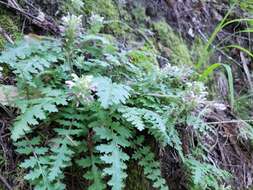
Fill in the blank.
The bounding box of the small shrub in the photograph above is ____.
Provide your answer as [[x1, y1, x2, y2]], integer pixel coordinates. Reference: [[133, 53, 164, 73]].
[[0, 12, 230, 190]]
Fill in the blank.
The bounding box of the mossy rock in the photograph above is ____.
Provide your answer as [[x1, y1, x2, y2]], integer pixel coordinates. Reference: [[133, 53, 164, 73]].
[[152, 20, 193, 66], [0, 8, 22, 49]]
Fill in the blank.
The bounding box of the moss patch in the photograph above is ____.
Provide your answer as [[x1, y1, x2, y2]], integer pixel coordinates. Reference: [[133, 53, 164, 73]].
[[153, 20, 193, 66], [0, 8, 22, 49], [83, 0, 118, 19], [82, 0, 131, 36]]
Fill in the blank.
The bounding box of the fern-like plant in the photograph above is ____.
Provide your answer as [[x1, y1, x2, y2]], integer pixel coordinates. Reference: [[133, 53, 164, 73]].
[[0, 11, 230, 190]]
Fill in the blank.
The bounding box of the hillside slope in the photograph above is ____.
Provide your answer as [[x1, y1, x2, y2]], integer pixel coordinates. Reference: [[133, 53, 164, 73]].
[[0, 0, 253, 190]]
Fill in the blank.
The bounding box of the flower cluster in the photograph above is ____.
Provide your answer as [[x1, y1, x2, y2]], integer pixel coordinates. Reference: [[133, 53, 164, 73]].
[[162, 63, 194, 81], [89, 13, 105, 33], [90, 13, 104, 25], [61, 13, 83, 40], [66, 74, 94, 104], [184, 81, 208, 105]]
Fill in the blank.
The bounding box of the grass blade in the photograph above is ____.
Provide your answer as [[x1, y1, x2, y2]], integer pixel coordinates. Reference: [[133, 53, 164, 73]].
[[200, 63, 235, 109]]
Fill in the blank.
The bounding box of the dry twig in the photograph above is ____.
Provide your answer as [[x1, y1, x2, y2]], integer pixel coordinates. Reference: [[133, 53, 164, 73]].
[[0, 26, 14, 44], [0, 174, 13, 190], [240, 52, 253, 91], [0, 0, 60, 34]]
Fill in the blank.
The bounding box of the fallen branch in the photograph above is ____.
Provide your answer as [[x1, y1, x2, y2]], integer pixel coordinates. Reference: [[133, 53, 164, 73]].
[[207, 119, 253, 125], [240, 52, 253, 91], [0, 174, 13, 190], [0, 26, 14, 44], [0, 0, 60, 34], [7, 0, 21, 10]]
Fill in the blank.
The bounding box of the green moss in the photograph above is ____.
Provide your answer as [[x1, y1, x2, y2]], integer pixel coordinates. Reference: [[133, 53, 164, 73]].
[[0, 9, 22, 49], [127, 46, 158, 74], [83, 0, 118, 19], [83, 0, 127, 36], [131, 6, 147, 26], [153, 20, 193, 66]]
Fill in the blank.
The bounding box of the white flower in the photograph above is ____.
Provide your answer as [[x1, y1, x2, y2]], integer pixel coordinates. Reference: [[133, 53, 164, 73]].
[[65, 80, 75, 89], [66, 74, 94, 103], [90, 13, 104, 24], [62, 14, 82, 27], [71, 73, 79, 82], [162, 64, 193, 80], [183, 82, 208, 105], [212, 103, 227, 111], [61, 13, 83, 37]]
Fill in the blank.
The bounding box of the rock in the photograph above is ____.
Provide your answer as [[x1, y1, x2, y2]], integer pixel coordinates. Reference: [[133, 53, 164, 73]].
[[0, 85, 19, 105]]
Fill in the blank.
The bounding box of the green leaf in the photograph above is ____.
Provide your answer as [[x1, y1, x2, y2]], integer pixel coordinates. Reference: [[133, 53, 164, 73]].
[[84, 165, 106, 190], [0, 38, 61, 84], [11, 93, 67, 141], [199, 63, 234, 108], [95, 125, 131, 190], [185, 158, 231, 189], [77, 154, 106, 190], [97, 141, 129, 190], [48, 138, 74, 181], [118, 107, 145, 131], [119, 106, 173, 146], [20, 157, 38, 169], [93, 77, 131, 109], [133, 146, 168, 190]]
